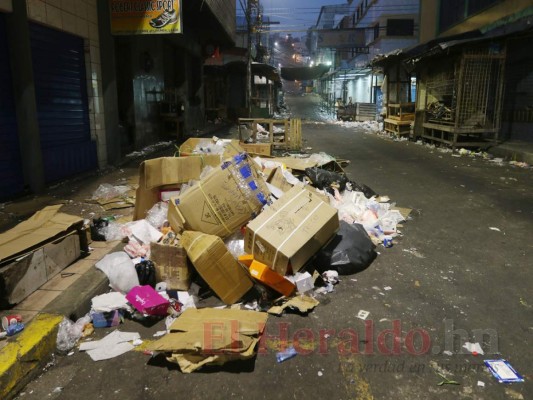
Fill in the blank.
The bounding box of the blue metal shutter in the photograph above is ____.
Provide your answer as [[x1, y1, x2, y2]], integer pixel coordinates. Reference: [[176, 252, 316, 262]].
[[0, 13, 25, 200], [30, 23, 97, 183]]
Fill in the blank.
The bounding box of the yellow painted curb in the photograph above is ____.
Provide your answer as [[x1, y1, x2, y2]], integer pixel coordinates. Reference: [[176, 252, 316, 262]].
[[0, 313, 63, 399]]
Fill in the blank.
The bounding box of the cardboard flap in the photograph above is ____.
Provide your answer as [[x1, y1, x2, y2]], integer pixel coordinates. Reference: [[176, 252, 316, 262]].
[[0, 205, 83, 264], [141, 156, 220, 190], [181, 231, 253, 304]]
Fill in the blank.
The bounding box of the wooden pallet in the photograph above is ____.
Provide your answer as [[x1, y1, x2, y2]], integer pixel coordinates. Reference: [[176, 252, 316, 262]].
[[384, 118, 412, 136]]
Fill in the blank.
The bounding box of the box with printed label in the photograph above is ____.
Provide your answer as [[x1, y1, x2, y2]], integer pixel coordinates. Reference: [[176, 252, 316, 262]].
[[244, 186, 339, 275]]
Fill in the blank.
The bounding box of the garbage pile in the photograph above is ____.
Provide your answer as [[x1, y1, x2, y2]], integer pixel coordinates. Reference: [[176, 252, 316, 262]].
[[59, 142, 412, 372]]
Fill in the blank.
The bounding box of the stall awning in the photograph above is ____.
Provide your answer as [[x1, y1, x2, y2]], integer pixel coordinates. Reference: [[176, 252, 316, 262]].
[[280, 64, 331, 81]]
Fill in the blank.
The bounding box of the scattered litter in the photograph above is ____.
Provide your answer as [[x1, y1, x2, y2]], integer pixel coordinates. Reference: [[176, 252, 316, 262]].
[[67, 351, 74, 356], [463, 342, 484, 355], [276, 346, 298, 363], [489, 227, 501, 232], [436, 372, 460, 386], [356, 310, 370, 320], [443, 350, 453, 356], [318, 371, 323, 377], [91, 292, 130, 313], [52, 387, 63, 394], [153, 331, 167, 337], [477, 381, 485, 387], [384, 286, 392, 291], [268, 295, 320, 316], [79, 330, 140, 361], [484, 359, 524, 383], [132, 339, 143, 346]]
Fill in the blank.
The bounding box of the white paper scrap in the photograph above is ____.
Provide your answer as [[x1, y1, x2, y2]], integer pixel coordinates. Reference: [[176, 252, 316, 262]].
[[91, 292, 129, 313], [79, 330, 140, 361], [357, 310, 370, 320], [463, 342, 484, 355]]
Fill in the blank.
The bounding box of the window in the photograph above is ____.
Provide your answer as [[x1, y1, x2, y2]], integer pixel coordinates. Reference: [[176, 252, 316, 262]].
[[439, 0, 502, 32], [468, 0, 501, 15], [386, 19, 414, 36], [373, 23, 380, 40]]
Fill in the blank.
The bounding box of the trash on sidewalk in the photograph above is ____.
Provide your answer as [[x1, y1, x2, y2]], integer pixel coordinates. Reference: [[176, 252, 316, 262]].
[[249, 259, 296, 297], [90, 183, 136, 210], [181, 231, 253, 305], [56, 314, 92, 352], [79, 330, 140, 361], [126, 285, 170, 317], [245, 185, 339, 275], [150, 241, 190, 291], [168, 153, 269, 239], [5, 322, 24, 337], [484, 359, 524, 383], [267, 295, 320, 316], [95, 252, 139, 294], [463, 341, 484, 355], [276, 346, 298, 363], [133, 156, 222, 221], [0, 205, 86, 307], [146, 308, 268, 373], [286, 271, 314, 294], [178, 137, 243, 159], [356, 310, 370, 320], [91, 310, 123, 328], [91, 292, 130, 313], [315, 221, 377, 274]]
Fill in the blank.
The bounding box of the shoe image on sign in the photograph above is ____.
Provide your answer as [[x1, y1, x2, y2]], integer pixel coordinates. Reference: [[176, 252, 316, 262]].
[[149, 9, 178, 29]]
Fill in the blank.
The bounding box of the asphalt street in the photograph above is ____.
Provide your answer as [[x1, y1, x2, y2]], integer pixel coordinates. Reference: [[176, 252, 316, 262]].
[[12, 93, 533, 400]]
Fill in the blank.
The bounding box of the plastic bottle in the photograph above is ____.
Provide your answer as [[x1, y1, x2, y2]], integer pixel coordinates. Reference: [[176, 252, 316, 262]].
[[6, 322, 24, 336]]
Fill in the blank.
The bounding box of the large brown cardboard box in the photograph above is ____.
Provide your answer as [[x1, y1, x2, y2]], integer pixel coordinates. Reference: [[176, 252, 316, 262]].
[[134, 156, 221, 221], [244, 186, 339, 275], [168, 154, 269, 239], [150, 242, 190, 291], [181, 231, 253, 305]]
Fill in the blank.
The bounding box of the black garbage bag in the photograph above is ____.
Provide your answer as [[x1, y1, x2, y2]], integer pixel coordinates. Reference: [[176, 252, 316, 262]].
[[90, 218, 109, 241], [347, 180, 378, 199], [135, 259, 156, 288], [304, 167, 348, 192], [315, 221, 377, 275]]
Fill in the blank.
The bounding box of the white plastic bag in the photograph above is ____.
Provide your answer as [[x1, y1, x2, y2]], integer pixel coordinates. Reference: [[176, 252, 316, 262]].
[[95, 252, 139, 294]]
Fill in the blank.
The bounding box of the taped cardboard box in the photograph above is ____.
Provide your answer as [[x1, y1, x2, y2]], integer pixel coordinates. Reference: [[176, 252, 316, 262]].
[[181, 231, 253, 305], [267, 167, 293, 193], [168, 154, 269, 239], [147, 308, 268, 373], [133, 156, 221, 221], [150, 242, 190, 291], [0, 205, 86, 306], [244, 185, 339, 275], [179, 138, 243, 158]]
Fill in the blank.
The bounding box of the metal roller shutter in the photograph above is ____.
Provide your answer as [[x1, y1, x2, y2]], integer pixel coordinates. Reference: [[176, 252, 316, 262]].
[[0, 13, 25, 200], [30, 23, 97, 183]]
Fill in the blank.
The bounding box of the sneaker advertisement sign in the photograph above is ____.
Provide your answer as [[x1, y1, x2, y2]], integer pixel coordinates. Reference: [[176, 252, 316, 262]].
[[109, 0, 182, 35]]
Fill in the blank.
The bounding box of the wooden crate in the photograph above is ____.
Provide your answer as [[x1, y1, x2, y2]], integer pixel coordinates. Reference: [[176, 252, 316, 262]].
[[238, 118, 302, 151], [387, 103, 415, 121], [384, 118, 412, 136]]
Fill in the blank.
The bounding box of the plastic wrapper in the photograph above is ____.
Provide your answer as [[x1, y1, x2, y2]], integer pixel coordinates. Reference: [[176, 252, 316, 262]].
[[315, 221, 377, 275], [124, 238, 150, 258], [102, 221, 129, 241], [146, 202, 168, 229], [56, 314, 92, 352], [91, 183, 130, 200], [95, 252, 140, 293], [309, 152, 336, 166], [224, 231, 245, 258], [193, 142, 225, 155]]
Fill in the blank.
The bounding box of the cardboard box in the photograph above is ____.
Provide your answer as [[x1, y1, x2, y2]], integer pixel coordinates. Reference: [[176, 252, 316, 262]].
[[126, 285, 170, 316], [133, 156, 222, 221], [179, 138, 243, 159], [181, 231, 253, 305], [244, 186, 339, 275], [150, 242, 190, 291], [168, 154, 269, 239], [147, 308, 268, 373], [267, 167, 294, 193], [249, 260, 295, 296], [239, 142, 272, 156], [0, 205, 86, 307]]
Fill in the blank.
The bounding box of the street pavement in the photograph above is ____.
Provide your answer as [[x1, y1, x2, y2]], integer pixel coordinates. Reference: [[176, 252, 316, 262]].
[[6, 93, 533, 399]]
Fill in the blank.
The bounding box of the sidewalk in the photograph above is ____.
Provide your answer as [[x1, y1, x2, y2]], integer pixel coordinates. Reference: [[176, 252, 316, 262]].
[[0, 122, 237, 399]]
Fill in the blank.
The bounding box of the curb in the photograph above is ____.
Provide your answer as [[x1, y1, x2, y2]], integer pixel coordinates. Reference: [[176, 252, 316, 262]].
[[0, 313, 63, 400], [0, 241, 124, 399]]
